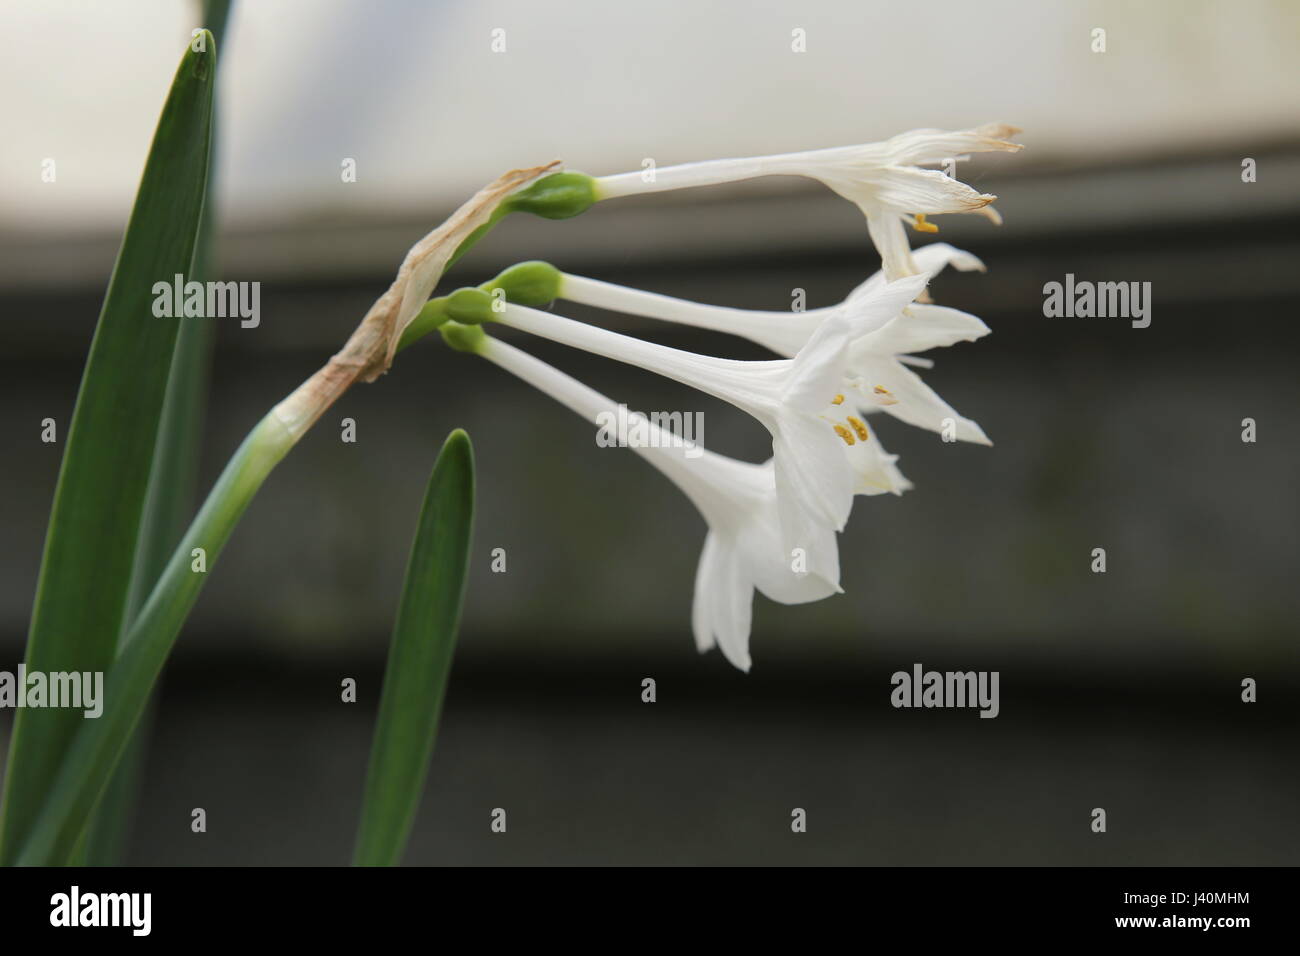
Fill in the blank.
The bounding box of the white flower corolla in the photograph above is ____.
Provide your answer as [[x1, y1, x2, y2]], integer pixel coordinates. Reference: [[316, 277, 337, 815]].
[[845, 301, 990, 445], [593, 125, 1022, 279], [555, 242, 991, 452], [474, 335, 841, 672], [839, 244, 993, 445], [843, 426, 911, 496], [491, 273, 930, 550]]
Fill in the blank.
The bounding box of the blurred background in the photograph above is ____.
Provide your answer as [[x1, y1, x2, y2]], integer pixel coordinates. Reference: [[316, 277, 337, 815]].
[[1, 0, 1298, 864]]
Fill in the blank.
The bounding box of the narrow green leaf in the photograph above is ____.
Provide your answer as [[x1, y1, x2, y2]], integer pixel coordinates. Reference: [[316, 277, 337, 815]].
[[0, 35, 216, 864], [78, 1, 235, 865], [74, 316, 215, 867], [15, 413, 294, 866], [353, 430, 476, 866]]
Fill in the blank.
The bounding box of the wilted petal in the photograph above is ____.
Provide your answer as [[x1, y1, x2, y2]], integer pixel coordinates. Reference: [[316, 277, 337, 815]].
[[831, 164, 997, 219], [879, 124, 1024, 166]]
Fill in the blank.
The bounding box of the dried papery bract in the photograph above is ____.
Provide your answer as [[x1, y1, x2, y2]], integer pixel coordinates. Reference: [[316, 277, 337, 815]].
[[271, 161, 560, 440]]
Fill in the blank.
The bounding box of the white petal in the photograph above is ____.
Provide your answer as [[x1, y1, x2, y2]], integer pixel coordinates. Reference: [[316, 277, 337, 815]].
[[691, 532, 723, 654], [878, 124, 1024, 166], [852, 304, 989, 359], [693, 532, 754, 672], [838, 165, 996, 218], [746, 523, 842, 605], [773, 412, 856, 535], [837, 273, 930, 341], [865, 211, 918, 280], [781, 313, 855, 412], [859, 358, 990, 445], [911, 243, 986, 277], [842, 431, 912, 496], [846, 242, 986, 301]]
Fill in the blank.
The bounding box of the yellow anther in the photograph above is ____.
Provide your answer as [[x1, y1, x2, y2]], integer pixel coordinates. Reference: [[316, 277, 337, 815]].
[[912, 213, 939, 234], [873, 385, 892, 395], [832, 424, 856, 446], [831, 394, 845, 405], [846, 416, 870, 441]]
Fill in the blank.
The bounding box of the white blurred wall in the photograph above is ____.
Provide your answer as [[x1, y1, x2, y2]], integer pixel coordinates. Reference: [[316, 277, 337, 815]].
[[1, 0, 1297, 232]]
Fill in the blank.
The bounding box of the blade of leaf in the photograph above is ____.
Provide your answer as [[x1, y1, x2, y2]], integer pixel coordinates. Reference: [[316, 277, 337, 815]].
[[15, 413, 294, 866], [0, 34, 216, 865], [353, 429, 475, 866], [77, 0, 234, 867]]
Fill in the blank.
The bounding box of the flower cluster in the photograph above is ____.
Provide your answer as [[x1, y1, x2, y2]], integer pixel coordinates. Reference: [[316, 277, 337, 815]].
[[440, 125, 1021, 670]]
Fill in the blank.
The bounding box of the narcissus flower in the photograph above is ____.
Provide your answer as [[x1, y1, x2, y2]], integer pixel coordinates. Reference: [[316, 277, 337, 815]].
[[470, 334, 841, 671], [482, 273, 929, 547], [592, 124, 1022, 278], [553, 242, 992, 447], [812, 243, 994, 444]]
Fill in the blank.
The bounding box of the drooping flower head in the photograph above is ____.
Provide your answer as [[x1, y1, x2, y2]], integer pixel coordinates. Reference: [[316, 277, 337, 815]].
[[475, 273, 929, 548], [538, 243, 993, 472]]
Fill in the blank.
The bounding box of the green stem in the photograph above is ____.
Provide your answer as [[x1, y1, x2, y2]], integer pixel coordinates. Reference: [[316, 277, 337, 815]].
[[15, 413, 294, 865]]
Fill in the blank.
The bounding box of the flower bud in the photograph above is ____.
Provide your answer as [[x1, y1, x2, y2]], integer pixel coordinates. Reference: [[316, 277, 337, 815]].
[[444, 287, 496, 325], [439, 320, 487, 353], [504, 172, 597, 220], [481, 260, 562, 307]]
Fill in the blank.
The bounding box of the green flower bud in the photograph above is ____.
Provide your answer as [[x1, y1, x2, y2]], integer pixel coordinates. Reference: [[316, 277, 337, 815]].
[[444, 287, 496, 325], [480, 260, 562, 307], [440, 320, 487, 354], [504, 172, 597, 220]]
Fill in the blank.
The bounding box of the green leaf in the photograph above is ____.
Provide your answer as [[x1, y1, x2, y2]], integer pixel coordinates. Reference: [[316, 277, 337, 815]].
[[15, 414, 294, 867], [75, 312, 216, 867], [0, 34, 216, 865], [78, 1, 235, 865], [353, 430, 476, 866]]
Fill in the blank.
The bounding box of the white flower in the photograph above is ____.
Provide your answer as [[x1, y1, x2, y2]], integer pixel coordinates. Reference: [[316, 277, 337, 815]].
[[593, 124, 1022, 279], [841, 418, 912, 496], [839, 244, 993, 444], [555, 242, 991, 458], [492, 273, 930, 548], [474, 335, 841, 672], [845, 311, 990, 445]]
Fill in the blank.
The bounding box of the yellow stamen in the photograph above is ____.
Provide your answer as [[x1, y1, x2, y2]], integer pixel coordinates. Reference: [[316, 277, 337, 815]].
[[831, 394, 845, 405], [912, 213, 939, 234], [832, 424, 856, 446], [873, 385, 892, 396], [846, 416, 870, 441]]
